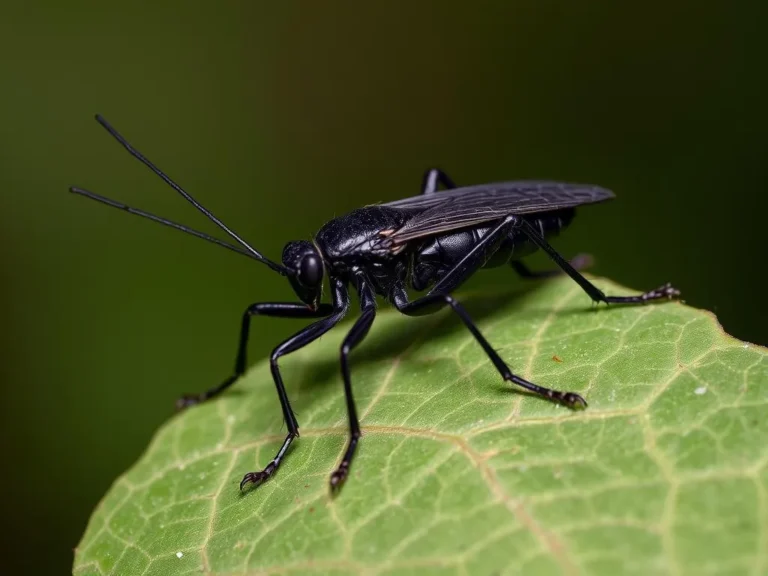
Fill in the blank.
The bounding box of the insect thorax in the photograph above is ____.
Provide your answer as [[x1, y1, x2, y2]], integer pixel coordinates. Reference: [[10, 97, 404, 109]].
[[314, 207, 409, 260]]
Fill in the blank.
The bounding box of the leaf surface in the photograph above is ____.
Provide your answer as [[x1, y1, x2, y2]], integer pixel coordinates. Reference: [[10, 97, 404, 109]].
[[73, 277, 768, 575]]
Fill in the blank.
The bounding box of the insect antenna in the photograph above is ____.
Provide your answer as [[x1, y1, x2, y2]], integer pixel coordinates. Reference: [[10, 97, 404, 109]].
[[78, 114, 291, 275], [69, 187, 268, 262]]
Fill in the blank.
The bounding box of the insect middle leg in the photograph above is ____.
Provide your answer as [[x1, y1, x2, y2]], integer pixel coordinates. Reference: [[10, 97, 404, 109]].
[[329, 271, 377, 492], [391, 285, 587, 408], [391, 214, 586, 408], [515, 218, 681, 303]]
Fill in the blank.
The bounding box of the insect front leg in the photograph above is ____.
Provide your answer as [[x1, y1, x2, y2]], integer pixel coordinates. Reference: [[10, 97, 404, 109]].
[[421, 168, 457, 195], [329, 271, 376, 492], [391, 284, 587, 409], [515, 218, 681, 304], [240, 278, 350, 491], [175, 302, 334, 410]]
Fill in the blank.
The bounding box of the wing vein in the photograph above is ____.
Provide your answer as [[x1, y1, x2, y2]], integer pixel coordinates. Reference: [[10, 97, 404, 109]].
[[376, 181, 614, 246]]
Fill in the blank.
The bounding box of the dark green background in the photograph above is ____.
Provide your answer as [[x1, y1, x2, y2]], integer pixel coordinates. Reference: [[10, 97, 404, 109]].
[[1, 2, 765, 573]]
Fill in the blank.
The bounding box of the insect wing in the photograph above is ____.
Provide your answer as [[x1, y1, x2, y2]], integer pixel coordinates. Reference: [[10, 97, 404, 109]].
[[380, 181, 614, 245]]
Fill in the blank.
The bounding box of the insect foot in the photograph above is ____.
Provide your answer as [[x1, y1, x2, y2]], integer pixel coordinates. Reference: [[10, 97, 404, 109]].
[[603, 282, 682, 305], [544, 389, 588, 410], [642, 282, 681, 301], [561, 392, 588, 410], [240, 461, 279, 491], [329, 463, 350, 493]]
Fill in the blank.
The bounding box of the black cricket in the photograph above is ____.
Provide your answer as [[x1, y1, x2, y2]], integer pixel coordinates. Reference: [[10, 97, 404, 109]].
[[71, 115, 680, 493]]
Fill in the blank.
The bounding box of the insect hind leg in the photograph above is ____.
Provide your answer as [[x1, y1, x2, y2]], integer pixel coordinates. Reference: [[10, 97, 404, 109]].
[[515, 219, 681, 304], [390, 284, 587, 409], [421, 168, 457, 195]]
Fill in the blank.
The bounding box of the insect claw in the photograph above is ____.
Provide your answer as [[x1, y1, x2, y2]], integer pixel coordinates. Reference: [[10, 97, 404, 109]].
[[329, 466, 349, 494], [562, 392, 588, 410], [240, 462, 277, 491], [239, 474, 260, 491]]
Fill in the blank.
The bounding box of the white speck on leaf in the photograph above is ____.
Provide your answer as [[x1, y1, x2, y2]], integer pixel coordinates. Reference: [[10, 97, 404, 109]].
[[176, 551, 183, 559], [694, 386, 707, 395]]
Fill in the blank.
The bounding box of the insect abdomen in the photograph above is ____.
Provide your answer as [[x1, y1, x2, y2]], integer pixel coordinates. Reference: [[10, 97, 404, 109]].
[[410, 208, 575, 291], [487, 208, 576, 267]]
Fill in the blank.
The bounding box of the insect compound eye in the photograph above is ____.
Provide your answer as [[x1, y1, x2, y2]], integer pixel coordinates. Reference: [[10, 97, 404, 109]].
[[298, 254, 323, 287]]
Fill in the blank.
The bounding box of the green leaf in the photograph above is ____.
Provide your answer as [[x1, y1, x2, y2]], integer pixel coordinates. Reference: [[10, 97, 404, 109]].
[[73, 277, 768, 576]]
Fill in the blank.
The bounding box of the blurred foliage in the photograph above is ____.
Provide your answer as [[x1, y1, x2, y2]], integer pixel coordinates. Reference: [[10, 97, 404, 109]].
[[0, 1, 765, 573]]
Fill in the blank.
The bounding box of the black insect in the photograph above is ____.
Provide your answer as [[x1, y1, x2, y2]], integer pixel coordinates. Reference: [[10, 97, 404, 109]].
[[71, 115, 680, 493]]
